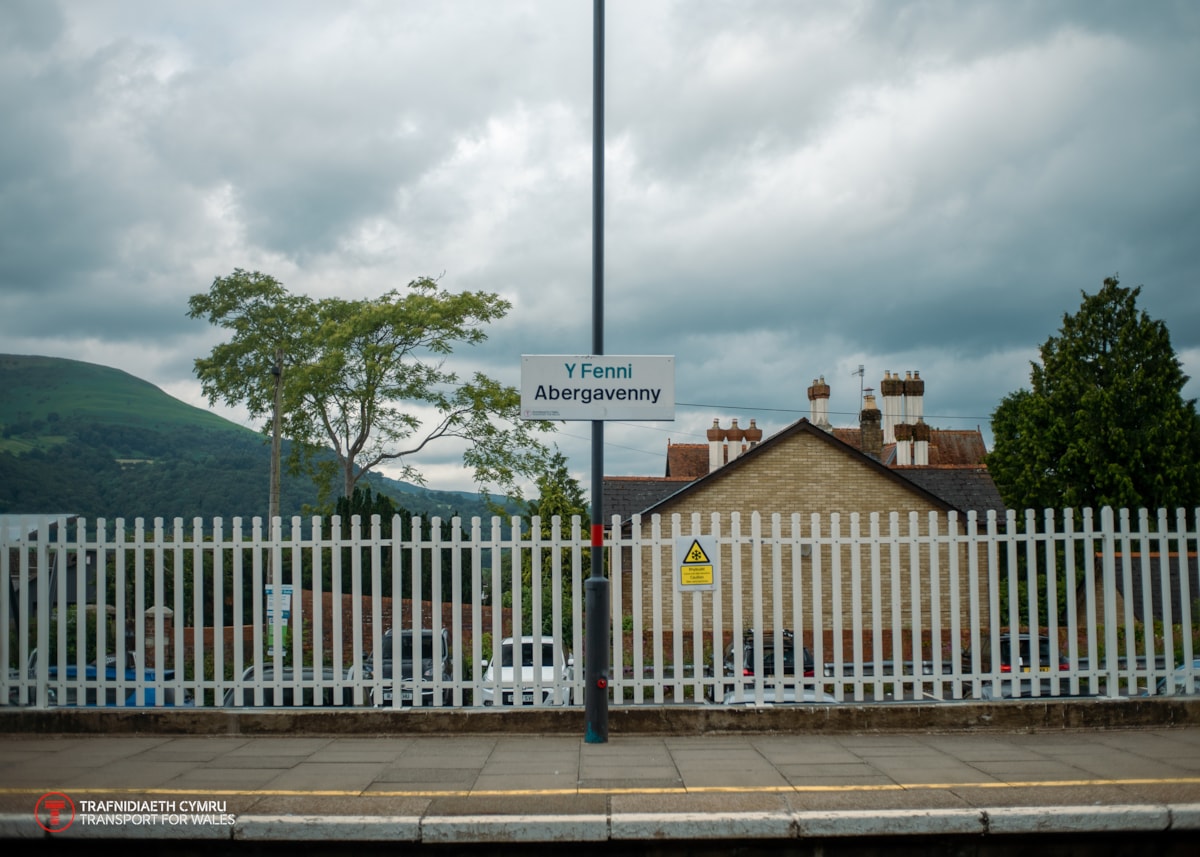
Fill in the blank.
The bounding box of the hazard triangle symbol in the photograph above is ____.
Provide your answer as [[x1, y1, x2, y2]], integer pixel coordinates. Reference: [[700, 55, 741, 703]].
[[684, 540, 710, 564]]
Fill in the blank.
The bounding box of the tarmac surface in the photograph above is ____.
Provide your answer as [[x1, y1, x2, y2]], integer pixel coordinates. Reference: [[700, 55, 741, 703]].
[[2, 700, 1200, 851]]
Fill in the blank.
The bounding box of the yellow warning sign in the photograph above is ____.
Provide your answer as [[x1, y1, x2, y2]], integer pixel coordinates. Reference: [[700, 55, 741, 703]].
[[676, 536, 717, 591], [684, 540, 710, 564]]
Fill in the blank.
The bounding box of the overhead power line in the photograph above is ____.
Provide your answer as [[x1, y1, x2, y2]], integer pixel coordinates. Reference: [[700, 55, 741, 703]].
[[676, 401, 991, 424]]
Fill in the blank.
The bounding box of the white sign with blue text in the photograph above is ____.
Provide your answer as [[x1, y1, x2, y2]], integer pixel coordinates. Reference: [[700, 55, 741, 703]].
[[520, 355, 675, 421]]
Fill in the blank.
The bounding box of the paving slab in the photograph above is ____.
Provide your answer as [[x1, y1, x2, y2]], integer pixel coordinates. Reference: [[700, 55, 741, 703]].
[[471, 770, 582, 792], [3, 710, 1200, 846], [260, 761, 391, 791], [371, 767, 477, 788], [159, 766, 292, 790]]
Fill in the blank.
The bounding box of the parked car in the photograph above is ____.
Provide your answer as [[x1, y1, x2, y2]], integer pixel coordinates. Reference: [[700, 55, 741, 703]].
[[975, 632, 1071, 700], [707, 629, 815, 702], [480, 635, 573, 706], [38, 651, 193, 707], [1155, 658, 1200, 696], [721, 687, 839, 705], [221, 665, 345, 707], [346, 628, 452, 707]]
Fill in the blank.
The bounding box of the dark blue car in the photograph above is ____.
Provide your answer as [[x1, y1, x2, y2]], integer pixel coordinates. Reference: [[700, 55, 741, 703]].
[[42, 653, 194, 707]]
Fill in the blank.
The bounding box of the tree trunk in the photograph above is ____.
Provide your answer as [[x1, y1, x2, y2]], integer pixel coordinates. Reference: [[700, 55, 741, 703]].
[[343, 459, 356, 503]]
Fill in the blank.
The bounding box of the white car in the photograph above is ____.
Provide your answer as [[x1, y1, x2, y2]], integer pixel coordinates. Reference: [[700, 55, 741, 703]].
[[721, 687, 840, 705], [480, 635, 574, 706]]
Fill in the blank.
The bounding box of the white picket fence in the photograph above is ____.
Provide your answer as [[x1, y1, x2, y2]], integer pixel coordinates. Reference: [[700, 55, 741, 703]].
[[2, 507, 1196, 709]]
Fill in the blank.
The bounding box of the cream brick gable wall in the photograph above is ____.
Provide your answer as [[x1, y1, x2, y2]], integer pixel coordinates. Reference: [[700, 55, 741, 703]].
[[618, 424, 989, 655], [676, 430, 938, 520]]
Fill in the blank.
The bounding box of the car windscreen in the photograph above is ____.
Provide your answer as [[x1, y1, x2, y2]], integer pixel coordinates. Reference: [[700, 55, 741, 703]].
[[996, 637, 1058, 667], [501, 643, 557, 667], [738, 643, 806, 672], [382, 633, 438, 661], [761, 648, 795, 671]]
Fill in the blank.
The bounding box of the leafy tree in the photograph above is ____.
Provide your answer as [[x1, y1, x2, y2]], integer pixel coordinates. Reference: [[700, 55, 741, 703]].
[[326, 487, 472, 605], [189, 270, 556, 503], [187, 270, 311, 423], [989, 276, 1200, 513]]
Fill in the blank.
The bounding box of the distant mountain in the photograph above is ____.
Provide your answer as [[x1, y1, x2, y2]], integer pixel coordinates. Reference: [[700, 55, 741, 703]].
[[0, 354, 512, 524]]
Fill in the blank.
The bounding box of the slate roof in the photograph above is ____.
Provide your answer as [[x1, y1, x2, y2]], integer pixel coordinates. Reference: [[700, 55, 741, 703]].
[[892, 466, 1007, 519], [602, 476, 694, 525]]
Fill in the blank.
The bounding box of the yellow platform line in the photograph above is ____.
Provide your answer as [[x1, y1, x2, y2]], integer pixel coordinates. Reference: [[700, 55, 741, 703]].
[[3, 777, 1199, 800]]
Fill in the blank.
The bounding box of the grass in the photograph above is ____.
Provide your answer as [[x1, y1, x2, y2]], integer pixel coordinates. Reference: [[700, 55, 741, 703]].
[[0, 353, 243, 436]]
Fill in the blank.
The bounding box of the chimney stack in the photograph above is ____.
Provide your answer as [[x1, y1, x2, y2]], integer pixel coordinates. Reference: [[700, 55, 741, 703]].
[[860, 389, 883, 460], [904, 370, 924, 424], [706, 419, 724, 473], [807, 376, 832, 430], [727, 418, 746, 462], [880, 370, 904, 445], [707, 418, 761, 472], [894, 422, 914, 466]]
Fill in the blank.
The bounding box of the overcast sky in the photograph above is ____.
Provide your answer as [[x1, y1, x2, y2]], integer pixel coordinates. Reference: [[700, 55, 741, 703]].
[[3, 0, 1198, 498]]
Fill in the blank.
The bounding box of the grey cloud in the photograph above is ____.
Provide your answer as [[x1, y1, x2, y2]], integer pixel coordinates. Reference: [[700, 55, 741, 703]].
[[2, 1, 1197, 493], [0, 0, 65, 52]]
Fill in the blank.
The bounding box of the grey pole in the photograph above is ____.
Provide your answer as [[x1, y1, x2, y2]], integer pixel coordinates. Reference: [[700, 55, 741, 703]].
[[584, 0, 609, 744], [269, 346, 283, 526]]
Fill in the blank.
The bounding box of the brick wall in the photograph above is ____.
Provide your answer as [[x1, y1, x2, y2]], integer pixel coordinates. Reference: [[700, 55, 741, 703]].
[[183, 591, 513, 664], [621, 430, 990, 642], [313, 590, 511, 660]]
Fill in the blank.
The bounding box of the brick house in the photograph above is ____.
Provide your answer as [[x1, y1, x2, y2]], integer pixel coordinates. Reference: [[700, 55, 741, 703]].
[[603, 373, 1004, 647]]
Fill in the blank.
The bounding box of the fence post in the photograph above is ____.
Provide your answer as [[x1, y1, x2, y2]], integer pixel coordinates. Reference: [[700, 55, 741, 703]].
[[1101, 506, 1119, 695], [1118, 508, 1137, 696], [1175, 507, 1195, 693]]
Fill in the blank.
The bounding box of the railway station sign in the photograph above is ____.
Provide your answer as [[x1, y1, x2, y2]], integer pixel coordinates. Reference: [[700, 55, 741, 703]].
[[520, 354, 674, 421]]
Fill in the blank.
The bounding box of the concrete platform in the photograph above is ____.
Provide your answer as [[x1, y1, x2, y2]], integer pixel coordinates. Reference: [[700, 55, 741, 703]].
[[2, 698, 1199, 846]]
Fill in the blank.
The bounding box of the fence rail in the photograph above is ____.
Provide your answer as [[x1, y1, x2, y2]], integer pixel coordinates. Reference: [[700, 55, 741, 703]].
[[2, 507, 1197, 710]]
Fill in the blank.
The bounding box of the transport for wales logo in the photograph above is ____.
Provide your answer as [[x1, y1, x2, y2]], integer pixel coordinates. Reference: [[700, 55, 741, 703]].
[[35, 792, 76, 833], [34, 792, 234, 832]]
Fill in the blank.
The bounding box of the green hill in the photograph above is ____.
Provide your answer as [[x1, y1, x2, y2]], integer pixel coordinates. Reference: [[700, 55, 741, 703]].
[[0, 354, 508, 524]]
